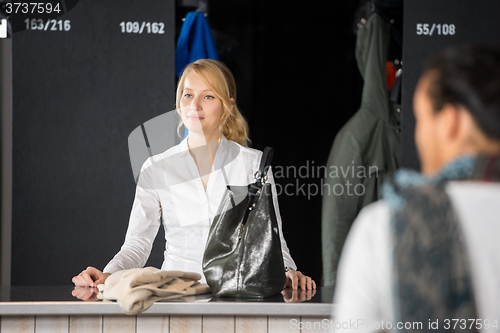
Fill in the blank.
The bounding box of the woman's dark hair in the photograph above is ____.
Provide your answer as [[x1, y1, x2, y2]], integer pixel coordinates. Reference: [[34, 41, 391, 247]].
[[425, 44, 500, 140]]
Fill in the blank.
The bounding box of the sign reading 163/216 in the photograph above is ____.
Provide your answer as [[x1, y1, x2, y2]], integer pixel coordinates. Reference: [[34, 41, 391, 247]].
[[416, 23, 456, 36], [120, 22, 165, 34], [25, 19, 71, 31]]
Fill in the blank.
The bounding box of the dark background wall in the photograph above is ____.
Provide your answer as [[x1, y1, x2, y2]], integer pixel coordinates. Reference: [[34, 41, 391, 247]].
[[401, 0, 500, 170], [11, 0, 175, 285]]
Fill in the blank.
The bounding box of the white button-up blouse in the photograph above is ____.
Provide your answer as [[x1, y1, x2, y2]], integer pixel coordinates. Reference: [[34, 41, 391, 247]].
[[103, 135, 297, 282]]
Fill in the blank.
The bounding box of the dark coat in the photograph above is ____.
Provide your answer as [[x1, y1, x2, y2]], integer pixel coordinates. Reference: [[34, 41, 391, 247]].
[[321, 13, 401, 288]]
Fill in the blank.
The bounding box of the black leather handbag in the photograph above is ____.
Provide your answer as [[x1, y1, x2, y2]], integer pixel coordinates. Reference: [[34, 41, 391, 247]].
[[202, 147, 287, 298]]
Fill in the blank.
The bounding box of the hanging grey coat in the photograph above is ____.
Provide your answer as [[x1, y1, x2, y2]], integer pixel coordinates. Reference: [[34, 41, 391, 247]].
[[321, 13, 401, 288]]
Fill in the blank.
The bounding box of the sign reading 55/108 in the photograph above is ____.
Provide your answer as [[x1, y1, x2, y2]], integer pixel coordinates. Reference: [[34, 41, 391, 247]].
[[416, 23, 456, 36]]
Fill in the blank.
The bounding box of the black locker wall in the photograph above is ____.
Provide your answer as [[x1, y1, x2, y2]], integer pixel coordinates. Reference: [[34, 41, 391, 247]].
[[402, 0, 500, 170], [11, 0, 175, 285]]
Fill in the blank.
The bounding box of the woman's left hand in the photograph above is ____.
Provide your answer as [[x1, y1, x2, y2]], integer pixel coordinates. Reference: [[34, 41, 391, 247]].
[[284, 270, 316, 290], [281, 287, 316, 303]]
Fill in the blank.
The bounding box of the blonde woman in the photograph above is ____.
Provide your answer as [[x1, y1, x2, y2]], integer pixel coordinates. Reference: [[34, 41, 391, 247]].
[[73, 59, 315, 295]]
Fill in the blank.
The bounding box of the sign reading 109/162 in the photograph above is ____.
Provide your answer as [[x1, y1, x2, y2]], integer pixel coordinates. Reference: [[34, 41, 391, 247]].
[[120, 22, 165, 34]]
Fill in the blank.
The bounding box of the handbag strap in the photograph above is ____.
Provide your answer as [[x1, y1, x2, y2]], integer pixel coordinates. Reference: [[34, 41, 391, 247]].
[[239, 146, 274, 225], [255, 147, 274, 183], [219, 146, 274, 213]]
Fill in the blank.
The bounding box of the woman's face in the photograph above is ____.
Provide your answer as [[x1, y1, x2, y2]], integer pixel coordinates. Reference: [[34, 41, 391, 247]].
[[180, 71, 223, 136]]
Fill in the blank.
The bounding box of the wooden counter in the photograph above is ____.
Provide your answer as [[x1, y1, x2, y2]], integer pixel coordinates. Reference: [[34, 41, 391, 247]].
[[0, 286, 334, 333]]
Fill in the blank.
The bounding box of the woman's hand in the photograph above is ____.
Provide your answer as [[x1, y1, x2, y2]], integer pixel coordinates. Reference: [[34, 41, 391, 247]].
[[72, 266, 110, 287], [281, 288, 316, 303], [72, 286, 100, 301], [284, 270, 316, 290]]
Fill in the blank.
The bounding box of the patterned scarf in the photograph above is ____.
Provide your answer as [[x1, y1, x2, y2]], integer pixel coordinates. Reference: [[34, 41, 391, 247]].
[[383, 155, 500, 332]]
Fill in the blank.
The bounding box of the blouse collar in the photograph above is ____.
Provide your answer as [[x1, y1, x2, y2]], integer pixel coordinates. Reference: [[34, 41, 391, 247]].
[[179, 134, 229, 158]]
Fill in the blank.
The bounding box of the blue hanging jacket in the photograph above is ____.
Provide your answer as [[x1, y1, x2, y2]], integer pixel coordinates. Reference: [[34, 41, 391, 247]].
[[175, 11, 219, 78]]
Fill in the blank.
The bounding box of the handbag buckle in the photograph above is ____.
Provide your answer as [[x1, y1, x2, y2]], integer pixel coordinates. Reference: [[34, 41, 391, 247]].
[[254, 171, 268, 184]]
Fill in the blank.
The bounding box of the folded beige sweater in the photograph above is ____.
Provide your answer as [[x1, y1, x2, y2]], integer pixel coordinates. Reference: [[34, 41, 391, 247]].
[[97, 267, 211, 315]]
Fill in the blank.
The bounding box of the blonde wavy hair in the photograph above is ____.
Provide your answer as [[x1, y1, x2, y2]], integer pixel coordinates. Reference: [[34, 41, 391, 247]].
[[176, 59, 250, 147]]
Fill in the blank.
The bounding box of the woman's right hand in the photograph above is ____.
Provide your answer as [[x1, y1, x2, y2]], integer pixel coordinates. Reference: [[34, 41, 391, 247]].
[[72, 266, 111, 287], [72, 286, 99, 301]]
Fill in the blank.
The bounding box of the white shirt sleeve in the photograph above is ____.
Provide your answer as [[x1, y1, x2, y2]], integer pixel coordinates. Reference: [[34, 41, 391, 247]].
[[332, 200, 394, 333], [103, 162, 162, 274], [267, 166, 297, 271]]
